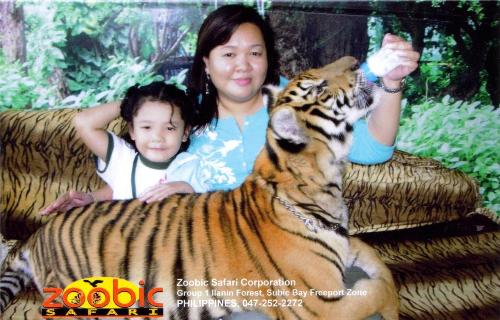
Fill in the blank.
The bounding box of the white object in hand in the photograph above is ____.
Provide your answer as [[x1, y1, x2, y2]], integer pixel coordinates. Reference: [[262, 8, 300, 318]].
[[367, 47, 403, 77]]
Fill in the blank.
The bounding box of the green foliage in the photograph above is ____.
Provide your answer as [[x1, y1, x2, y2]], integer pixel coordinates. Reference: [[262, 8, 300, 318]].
[[52, 2, 131, 95], [0, 51, 64, 110], [180, 25, 198, 56], [430, 0, 446, 8], [53, 2, 127, 47], [1, 2, 202, 110], [367, 17, 383, 55], [114, 6, 154, 57], [0, 59, 36, 111], [0, 52, 167, 110], [166, 69, 188, 92], [397, 97, 500, 214], [458, 0, 484, 21], [24, 5, 67, 82], [367, 0, 495, 107], [403, 30, 492, 106], [105, 56, 164, 100], [59, 55, 164, 108]]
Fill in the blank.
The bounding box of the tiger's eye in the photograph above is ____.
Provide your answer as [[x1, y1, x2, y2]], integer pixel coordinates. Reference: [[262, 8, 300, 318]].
[[350, 62, 360, 71]]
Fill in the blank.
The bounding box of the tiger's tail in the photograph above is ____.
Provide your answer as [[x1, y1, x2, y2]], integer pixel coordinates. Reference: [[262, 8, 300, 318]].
[[0, 241, 34, 313]]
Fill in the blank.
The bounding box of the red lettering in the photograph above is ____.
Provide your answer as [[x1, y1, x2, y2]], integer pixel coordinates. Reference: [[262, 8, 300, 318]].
[[63, 287, 84, 308], [113, 278, 135, 307], [139, 280, 145, 307], [42, 288, 63, 308], [147, 288, 163, 307], [88, 287, 110, 308], [42, 279, 164, 310]]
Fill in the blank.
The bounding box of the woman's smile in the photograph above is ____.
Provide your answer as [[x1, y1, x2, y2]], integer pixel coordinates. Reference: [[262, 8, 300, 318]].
[[233, 77, 252, 86]]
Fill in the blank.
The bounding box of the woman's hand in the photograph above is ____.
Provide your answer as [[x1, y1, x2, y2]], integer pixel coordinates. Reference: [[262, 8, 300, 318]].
[[139, 181, 195, 204], [39, 191, 94, 215], [380, 33, 420, 84]]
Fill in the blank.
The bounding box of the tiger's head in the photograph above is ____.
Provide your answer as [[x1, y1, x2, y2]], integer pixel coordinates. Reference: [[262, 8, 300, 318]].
[[256, 56, 378, 187]]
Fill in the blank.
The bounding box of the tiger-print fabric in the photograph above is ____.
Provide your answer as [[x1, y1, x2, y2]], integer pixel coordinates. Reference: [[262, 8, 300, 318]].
[[0, 110, 126, 239], [1, 287, 41, 320], [0, 56, 400, 320], [364, 220, 500, 320], [0, 113, 485, 240], [343, 151, 486, 234]]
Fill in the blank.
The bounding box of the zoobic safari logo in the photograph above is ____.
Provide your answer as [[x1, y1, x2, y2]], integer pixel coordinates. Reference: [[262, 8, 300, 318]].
[[41, 277, 163, 318]]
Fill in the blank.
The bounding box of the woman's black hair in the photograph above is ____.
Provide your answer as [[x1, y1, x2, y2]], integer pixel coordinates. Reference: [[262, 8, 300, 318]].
[[188, 4, 280, 131], [120, 81, 194, 152]]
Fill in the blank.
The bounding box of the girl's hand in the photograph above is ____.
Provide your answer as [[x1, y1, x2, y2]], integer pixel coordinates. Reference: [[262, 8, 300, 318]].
[[39, 191, 94, 215], [138, 181, 195, 204]]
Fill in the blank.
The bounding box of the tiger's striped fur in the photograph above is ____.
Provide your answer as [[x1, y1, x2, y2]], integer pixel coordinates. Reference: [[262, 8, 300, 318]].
[[0, 56, 398, 319]]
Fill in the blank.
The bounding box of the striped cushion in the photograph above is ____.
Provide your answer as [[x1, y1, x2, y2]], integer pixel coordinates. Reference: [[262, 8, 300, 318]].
[[345, 150, 485, 234]]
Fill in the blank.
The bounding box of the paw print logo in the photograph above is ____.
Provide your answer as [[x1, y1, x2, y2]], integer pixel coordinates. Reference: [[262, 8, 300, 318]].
[[70, 292, 82, 305]]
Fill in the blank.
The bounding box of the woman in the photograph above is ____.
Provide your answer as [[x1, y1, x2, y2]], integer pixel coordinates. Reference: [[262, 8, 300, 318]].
[[186, 4, 418, 192], [41, 4, 419, 210]]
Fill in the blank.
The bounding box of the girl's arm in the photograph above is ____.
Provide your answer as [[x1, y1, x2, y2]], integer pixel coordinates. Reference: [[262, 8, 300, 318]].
[[39, 102, 121, 216], [73, 101, 121, 160], [138, 181, 195, 204], [39, 185, 113, 215]]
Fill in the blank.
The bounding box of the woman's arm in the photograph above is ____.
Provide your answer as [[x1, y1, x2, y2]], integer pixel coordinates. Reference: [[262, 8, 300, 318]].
[[73, 101, 121, 160], [367, 34, 420, 146]]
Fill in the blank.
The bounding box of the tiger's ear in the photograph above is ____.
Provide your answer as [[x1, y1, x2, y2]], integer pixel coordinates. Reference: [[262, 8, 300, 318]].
[[270, 108, 308, 152], [262, 85, 282, 112]]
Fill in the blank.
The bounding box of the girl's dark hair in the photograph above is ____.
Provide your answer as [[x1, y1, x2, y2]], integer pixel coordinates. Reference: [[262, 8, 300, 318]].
[[188, 4, 280, 130], [120, 81, 194, 152]]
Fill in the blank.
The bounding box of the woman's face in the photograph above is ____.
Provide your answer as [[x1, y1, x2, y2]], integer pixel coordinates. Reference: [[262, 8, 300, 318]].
[[203, 23, 268, 104]]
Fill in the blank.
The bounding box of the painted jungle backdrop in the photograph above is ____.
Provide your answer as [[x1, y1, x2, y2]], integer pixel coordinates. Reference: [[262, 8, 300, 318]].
[[0, 0, 498, 213]]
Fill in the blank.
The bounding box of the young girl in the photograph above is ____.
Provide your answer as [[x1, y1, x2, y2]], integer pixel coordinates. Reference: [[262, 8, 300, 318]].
[[40, 82, 207, 214]]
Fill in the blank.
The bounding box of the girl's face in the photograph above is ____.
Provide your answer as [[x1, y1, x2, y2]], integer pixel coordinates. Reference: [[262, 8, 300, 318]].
[[203, 23, 268, 105], [129, 101, 188, 163]]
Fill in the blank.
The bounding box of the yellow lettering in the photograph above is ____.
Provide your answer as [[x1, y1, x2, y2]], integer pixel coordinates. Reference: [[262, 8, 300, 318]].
[[128, 308, 138, 315], [149, 308, 159, 315], [106, 309, 118, 315], [87, 308, 97, 315], [65, 308, 77, 316], [45, 308, 56, 316]]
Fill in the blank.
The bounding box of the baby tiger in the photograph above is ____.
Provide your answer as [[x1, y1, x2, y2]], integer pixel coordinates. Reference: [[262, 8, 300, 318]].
[[0, 56, 398, 320]]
